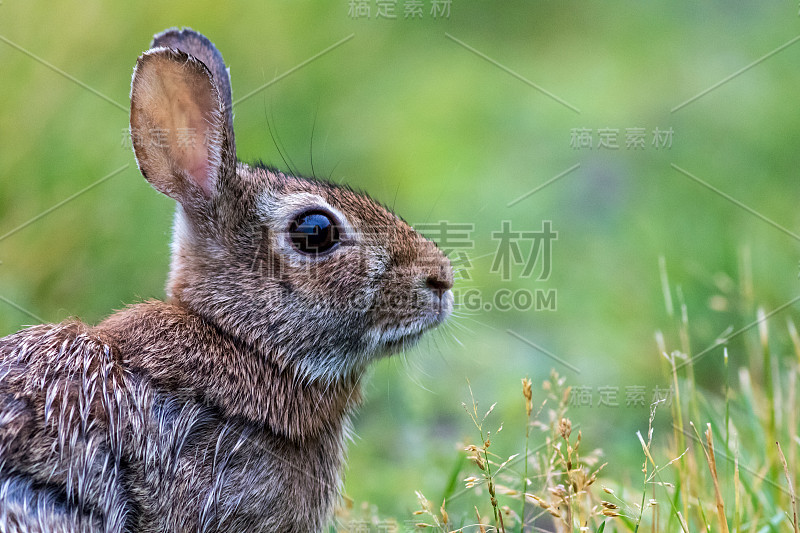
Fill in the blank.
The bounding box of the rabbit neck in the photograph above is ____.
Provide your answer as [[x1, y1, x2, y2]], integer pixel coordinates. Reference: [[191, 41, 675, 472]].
[[97, 300, 362, 442]]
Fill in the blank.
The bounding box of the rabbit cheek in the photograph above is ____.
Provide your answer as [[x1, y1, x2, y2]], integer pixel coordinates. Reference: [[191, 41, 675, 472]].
[[368, 285, 429, 348], [368, 244, 453, 351]]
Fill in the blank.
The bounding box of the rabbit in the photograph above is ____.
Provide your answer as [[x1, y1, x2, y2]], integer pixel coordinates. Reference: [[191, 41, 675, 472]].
[[0, 27, 453, 532]]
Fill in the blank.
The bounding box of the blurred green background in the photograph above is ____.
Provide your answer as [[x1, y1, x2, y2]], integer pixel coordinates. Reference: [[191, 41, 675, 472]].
[[1, 0, 799, 523]]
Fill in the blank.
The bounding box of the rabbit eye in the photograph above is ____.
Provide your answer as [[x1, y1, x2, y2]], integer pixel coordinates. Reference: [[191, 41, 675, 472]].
[[288, 210, 341, 255]]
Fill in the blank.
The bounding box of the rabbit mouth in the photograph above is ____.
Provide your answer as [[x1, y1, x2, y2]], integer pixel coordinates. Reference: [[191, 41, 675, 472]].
[[376, 313, 444, 353], [371, 292, 451, 354], [381, 330, 425, 352]]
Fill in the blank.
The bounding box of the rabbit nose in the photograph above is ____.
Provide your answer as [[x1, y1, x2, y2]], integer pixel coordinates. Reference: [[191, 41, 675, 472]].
[[425, 266, 453, 297]]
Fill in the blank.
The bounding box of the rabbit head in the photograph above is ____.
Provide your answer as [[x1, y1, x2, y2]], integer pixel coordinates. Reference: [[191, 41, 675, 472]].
[[130, 29, 453, 383]]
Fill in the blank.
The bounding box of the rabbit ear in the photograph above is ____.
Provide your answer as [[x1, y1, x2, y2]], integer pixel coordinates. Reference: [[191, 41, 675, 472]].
[[150, 28, 234, 135], [129, 46, 235, 205]]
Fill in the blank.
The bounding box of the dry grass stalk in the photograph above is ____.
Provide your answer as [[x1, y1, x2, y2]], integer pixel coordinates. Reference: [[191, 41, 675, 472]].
[[474, 507, 486, 533], [701, 423, 729, 533], [777, 441, 799, 533]]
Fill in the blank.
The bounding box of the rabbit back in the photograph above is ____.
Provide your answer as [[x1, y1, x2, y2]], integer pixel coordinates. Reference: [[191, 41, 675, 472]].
[[0, 322, 129, 532], [0, 313, 347, 532]]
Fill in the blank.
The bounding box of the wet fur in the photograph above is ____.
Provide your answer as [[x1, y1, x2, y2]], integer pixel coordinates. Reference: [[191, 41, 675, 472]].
[[0, 310, 351, 531]]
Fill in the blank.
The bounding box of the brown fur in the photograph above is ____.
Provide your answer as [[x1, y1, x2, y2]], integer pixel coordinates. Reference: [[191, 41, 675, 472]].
[[0, 28, 452, 532]]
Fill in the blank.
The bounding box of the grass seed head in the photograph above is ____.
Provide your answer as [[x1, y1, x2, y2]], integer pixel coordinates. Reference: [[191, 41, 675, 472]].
[[550, 484, 568, 499], [559, 418, 572, 440], [464, 476, 480, 488], [522, 377, 533, 416]]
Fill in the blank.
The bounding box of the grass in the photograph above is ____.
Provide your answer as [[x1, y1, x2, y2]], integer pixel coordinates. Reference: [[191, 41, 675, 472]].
[[333, 263, 800, 532]]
